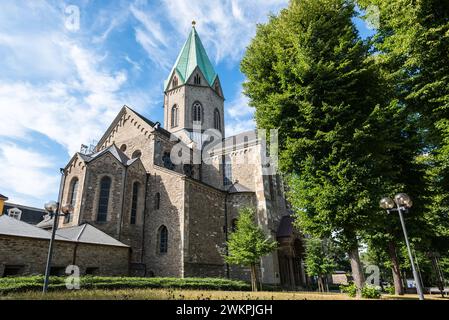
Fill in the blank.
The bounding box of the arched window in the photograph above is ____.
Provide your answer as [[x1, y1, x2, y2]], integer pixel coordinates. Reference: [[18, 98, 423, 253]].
[[65, 178, 79, 223], [158, 225, 168, 254], [132, 150, 142, 159], [97, 176, 111, 222], [214, 109, 221, 131], [172, 76, 178, 87], [130, 182, 139, 225], [171, 105, 179, 128], [154, 192, 160, 210], [194, 74, 201, 85], [224, 156, 232, 186], [193, 102, 202, 122]]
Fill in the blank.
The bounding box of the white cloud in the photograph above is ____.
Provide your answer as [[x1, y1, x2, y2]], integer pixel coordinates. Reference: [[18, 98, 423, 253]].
[[130, 4, 171, 69], [0, 41, 132, 156], [225, 87, 256, 137], [161, 0, 288, 63], [0, 144, 59, 200]]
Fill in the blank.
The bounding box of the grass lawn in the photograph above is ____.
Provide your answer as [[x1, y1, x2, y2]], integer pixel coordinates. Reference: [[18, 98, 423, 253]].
[[2, 289, 448, 300]]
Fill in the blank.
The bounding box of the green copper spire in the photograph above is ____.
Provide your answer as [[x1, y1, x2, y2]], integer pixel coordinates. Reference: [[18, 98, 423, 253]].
[[164, 23, 217, 91]]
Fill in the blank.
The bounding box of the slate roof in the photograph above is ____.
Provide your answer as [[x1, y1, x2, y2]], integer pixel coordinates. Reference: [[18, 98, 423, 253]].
[[56, 224, 128, 247], [0, 194, 8, 200], [76, 144, 141, 168], [0, 215, 128, 247], [227, 182, 253, 193], [3, 203, 47, 225], [164, 26, 217, 90], [0, 215, 68, 241], [277, 215, 295, 238]]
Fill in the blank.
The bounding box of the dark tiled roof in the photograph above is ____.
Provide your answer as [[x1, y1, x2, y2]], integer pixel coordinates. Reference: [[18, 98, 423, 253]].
[[227, 182, 253, 193], [0, 194, 8, 200], [128, 106, 172, 137], [84, 144, 131, 166], [0, 215, 129, 248], [277, 215, 294, 238], [3, 203, 46, 225], [0, 215, 68, 241], [57, 224, 129, 247]]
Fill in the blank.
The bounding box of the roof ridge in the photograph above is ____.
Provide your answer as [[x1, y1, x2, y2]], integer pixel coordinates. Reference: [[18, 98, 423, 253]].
[[76, 223, 88, 241]]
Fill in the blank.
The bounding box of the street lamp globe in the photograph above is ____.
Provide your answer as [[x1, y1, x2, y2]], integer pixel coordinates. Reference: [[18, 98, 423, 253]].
[[44, 201, 58, 213], [394, 193, 413, 208], [61, 203, 74, 215], [379, 197, 395, 210]]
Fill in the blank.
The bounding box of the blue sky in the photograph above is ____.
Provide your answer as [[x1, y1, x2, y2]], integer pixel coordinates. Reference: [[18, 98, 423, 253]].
[[0, 0, 374, 208]]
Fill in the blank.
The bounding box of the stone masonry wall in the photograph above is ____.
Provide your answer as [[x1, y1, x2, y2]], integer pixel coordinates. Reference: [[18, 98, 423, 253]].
[[79, 154, 126, 239], [119, 160, 147, 263], [59, 154, 87, 229], [0, 235, 129, 276], [183, 179, 227, 278], [144, 167, 185, 277]]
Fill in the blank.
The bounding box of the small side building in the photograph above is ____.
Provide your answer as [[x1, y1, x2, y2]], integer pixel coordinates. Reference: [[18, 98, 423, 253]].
[[0, 215, 130, 277]]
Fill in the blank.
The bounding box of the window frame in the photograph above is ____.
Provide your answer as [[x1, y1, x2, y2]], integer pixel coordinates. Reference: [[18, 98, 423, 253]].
[[158, 225, 168, 254], [192, 101, 202, 123], [97, 176, 112, 222], [171, 104, 179, 128], [130, 182, 139, 225]]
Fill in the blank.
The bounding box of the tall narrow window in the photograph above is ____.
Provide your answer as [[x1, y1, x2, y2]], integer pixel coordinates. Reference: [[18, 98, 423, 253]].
[[171, 105, 179, 128], [224, 156, 232, 186], [214, 109, 221, 131], [154, 192, 160, 210], [65, 178, 79, 223], [97, 176, 111, 222], [172, 76, 178, 87], [194, 74, 201, 85], [158, 225, 168, 254], [193, 102, 202, 122], [130, 182, 139, 225]]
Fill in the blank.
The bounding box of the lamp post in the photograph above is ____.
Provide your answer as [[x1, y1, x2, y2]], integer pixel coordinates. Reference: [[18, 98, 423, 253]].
[[379, 193, 425, 300], [42, 202, 73, 293]]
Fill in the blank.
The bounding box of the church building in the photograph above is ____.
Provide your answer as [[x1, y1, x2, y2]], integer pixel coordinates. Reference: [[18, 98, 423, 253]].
[[54, 24, 306, 287]]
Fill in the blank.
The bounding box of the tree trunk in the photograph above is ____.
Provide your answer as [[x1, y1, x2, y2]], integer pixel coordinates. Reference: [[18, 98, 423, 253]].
[[318, 276, 324, 292], [348, 246, 365, 298], [250, 264, 258, 292], [387, 240, 404, 295]]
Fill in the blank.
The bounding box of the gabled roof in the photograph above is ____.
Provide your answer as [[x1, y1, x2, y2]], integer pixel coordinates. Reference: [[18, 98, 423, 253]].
[[0, 215, 128, 248], [78, 144, 140, 168], [0, 194, 8, 200], [277, 215, 295, 238], [227, 182, 253, 193], [96, 106, 172, 151], [164, 26, 217, 91], [56, 224, 128, 248], [0, 215, 68, 241]]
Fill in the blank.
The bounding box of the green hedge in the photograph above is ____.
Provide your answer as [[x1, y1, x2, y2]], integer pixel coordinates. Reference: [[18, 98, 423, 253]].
[[0, 276, 251, 295]]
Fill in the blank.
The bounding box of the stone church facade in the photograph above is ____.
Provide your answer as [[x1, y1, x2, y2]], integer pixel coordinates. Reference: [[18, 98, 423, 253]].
[[57, 25, 306, 287]]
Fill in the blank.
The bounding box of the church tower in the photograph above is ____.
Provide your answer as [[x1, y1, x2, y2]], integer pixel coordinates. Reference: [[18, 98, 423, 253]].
[[163, 22, 225, 142]]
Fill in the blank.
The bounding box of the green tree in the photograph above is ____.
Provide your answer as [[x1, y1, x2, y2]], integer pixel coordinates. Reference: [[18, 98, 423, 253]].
[[304, 238, 337, 292], [224, 207, 278, 291], [241, 0, 398, 297], [358, 0, 449, 288]]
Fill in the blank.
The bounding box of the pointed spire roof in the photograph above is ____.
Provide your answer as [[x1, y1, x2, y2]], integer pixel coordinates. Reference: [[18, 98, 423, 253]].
[[165, 24, 217, 91]]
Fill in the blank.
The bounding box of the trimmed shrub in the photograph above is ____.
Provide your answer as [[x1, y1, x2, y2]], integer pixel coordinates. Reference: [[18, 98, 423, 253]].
[[362, 285, 381, 299], [340, 282, 357, 297], [0, 276, 250, 295]]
